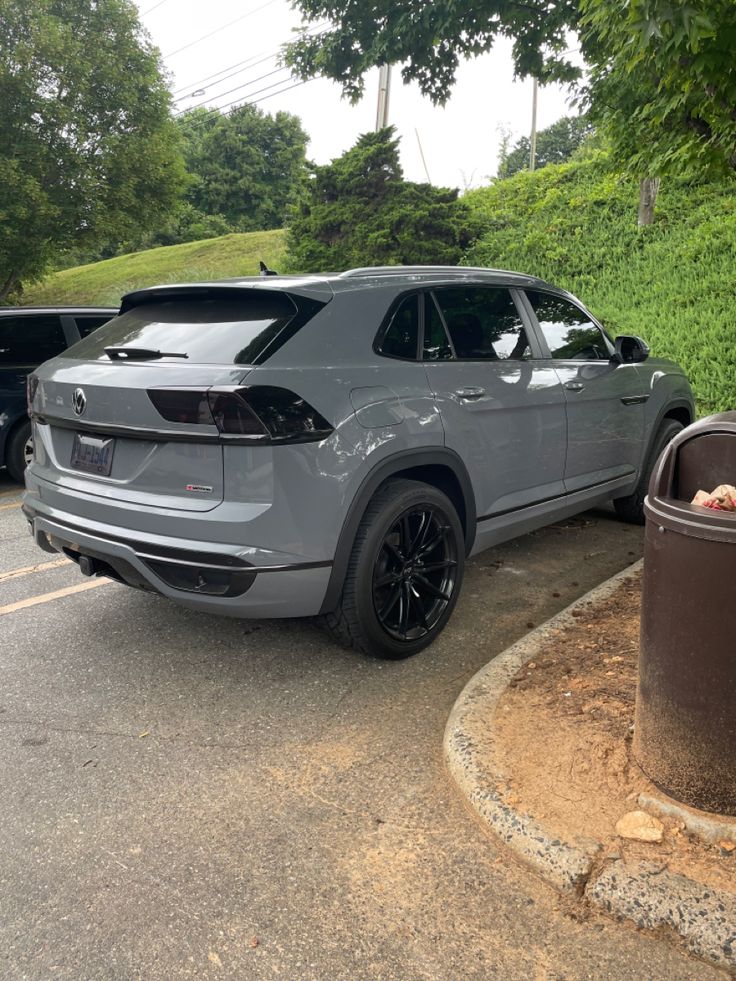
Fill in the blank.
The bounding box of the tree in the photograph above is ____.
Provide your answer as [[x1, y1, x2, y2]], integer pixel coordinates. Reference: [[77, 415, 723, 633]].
[[579, 1, 736, 222], [176, 105, 309, 233], [498, 115, 594, 177], [285, 1, 581, 104], [0, 0, 186, 299], [580, 1, 736, 178], [286, 1, 736, 226], [286, 128, 475, 272], [124, 204, 235, 251]]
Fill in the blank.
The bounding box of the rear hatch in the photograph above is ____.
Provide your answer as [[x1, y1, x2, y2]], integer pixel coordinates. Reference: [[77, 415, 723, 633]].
[[29, 285, 328, 512]]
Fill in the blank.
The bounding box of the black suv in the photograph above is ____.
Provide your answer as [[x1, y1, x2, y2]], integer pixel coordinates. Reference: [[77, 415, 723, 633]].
[[0, 307, 116, 480]]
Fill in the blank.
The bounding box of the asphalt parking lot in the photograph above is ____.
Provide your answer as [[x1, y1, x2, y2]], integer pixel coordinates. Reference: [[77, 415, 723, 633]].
[[0, 471, 719, 981]]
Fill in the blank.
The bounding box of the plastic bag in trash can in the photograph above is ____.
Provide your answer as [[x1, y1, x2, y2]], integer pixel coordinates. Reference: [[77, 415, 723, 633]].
[[691, 483, 736, 511]]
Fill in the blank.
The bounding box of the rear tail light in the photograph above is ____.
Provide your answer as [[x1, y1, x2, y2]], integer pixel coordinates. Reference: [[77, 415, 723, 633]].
[[207, 390, 265, 436], [27, 374, 39, 416], [146, 389, 212, 426], [148, 386, 333, 443], [242, 386, 333, 440]]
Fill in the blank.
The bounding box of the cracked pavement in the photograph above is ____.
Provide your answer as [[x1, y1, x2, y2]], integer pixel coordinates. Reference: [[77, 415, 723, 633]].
[[0, 472, 722, 980]]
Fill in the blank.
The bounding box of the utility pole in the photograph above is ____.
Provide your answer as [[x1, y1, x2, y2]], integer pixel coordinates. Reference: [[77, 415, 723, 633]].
[[375, 64, 392, 131], [529, 77, 538, 172]]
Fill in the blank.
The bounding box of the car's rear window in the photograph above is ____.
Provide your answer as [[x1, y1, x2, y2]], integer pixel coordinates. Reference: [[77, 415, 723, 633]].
[[60, 294, 299, 365]]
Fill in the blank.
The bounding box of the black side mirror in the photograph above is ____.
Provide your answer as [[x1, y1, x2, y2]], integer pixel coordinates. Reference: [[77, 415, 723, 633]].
[[614, 335, 649, 364]]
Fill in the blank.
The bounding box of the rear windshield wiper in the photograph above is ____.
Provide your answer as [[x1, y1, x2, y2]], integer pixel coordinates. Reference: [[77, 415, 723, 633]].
[[104, 347, 189, 361]]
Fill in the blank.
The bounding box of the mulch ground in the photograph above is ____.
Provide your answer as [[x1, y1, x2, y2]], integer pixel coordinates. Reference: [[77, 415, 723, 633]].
[[493, 569, 736, 895]]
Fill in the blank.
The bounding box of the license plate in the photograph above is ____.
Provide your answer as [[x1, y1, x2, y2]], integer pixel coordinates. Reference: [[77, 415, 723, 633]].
[[70, 434, 115, 476]]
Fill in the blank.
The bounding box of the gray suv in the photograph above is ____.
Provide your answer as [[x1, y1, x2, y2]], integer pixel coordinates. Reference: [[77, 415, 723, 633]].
[[23, 267, 693, 658]]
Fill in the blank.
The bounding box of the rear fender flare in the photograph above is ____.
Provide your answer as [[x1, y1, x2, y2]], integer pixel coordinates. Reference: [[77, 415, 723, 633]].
[[319, 448, 475, 615]]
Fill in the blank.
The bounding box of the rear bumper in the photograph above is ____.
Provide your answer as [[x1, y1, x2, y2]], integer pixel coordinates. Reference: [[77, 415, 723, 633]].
[[22, 501, 332, 619]]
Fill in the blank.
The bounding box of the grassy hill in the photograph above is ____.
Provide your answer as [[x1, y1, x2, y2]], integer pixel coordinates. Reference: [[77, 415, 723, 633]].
[[464, 155, 736, 415], [22, 228, 286, 308], [21, 160, 736, 414]]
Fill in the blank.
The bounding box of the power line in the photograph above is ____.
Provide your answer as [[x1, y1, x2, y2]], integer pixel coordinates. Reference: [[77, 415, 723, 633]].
[[163, 0, 278, 59], [172, 51, 275, 98], [415, 128, 432, 184], [185, 77, 313, 120], [171, 27, 329, 115], [170, 23, 328, 98], [141, 0, 170, 14], [184, 73, 302, 116], [175, 65, 289, 115], [216, 78, 312, 114]]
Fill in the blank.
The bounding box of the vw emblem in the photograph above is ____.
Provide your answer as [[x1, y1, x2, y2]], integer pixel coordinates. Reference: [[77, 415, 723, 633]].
[[72, 388, 87, 416]]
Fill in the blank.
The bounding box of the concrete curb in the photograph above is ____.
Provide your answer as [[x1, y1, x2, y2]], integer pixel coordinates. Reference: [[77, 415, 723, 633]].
[[637, 791, 736, 848], [444, 559, 736, 972]]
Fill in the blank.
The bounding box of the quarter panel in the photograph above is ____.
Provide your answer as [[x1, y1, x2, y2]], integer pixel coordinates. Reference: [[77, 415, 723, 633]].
[[229, 360, 446, 562]]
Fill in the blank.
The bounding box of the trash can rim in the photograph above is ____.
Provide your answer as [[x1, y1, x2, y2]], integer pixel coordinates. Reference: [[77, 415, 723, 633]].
[[645, 494, 736, 542], [649, 411, 736, 512]]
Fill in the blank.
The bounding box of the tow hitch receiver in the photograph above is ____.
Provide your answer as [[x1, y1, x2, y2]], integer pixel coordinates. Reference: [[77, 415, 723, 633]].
[[78, 555, 97, 577]]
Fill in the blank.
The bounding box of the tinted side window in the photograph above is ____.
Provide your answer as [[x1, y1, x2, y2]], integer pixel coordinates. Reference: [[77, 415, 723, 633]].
[[378, 295, 419, 360], [526, 291, 611, 361], [0, 315, 66, 366], [75, 315, 114, 338], [434, 287, 530, 360]]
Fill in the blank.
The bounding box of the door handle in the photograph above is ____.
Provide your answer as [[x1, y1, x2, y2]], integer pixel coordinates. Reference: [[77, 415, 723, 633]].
[[564, 382, 585, 392], [454, 387, 486, 401]]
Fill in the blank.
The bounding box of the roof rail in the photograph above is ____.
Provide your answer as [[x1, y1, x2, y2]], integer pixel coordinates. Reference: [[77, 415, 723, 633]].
[[338, 265, 518, 278]]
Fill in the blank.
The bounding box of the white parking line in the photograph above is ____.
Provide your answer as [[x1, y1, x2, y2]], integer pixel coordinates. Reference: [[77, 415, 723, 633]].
[[0, 578, 110, 617], [0, 558, 70, 583]]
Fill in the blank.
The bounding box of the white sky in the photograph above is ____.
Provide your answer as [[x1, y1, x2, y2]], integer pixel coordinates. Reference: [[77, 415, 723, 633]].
[[136, 0, 583, 189]]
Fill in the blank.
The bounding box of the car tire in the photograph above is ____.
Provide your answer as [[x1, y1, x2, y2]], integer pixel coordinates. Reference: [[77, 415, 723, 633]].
[[5, 419, 33, 483], [323, 479, 465, 660], [613, 419, 684, 525]]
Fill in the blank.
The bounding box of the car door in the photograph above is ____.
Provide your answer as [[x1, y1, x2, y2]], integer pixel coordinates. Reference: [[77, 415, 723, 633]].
[[422, 285, 567, 521], [522, 289, 646, 493]]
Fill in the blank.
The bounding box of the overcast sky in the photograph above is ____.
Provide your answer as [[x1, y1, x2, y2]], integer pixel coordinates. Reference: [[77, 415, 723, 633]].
[[136, 0, 583, 189]]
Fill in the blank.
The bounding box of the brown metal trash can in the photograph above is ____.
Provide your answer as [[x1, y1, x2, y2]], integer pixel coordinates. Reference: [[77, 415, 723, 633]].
[[635, 411, 736, 815]]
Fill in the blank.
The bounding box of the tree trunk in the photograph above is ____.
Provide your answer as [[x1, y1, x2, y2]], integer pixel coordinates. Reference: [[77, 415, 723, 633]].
[[0, 270, 20, 301], [638, 177, 660, 226]]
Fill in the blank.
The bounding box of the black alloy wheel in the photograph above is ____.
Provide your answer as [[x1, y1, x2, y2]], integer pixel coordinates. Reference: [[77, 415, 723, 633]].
[[372, 506, 458, 642], [323, 478, 465, 659]]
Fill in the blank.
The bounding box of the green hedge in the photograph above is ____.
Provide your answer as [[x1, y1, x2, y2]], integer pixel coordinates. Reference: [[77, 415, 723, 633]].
[[464, 156, 736, 415]]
